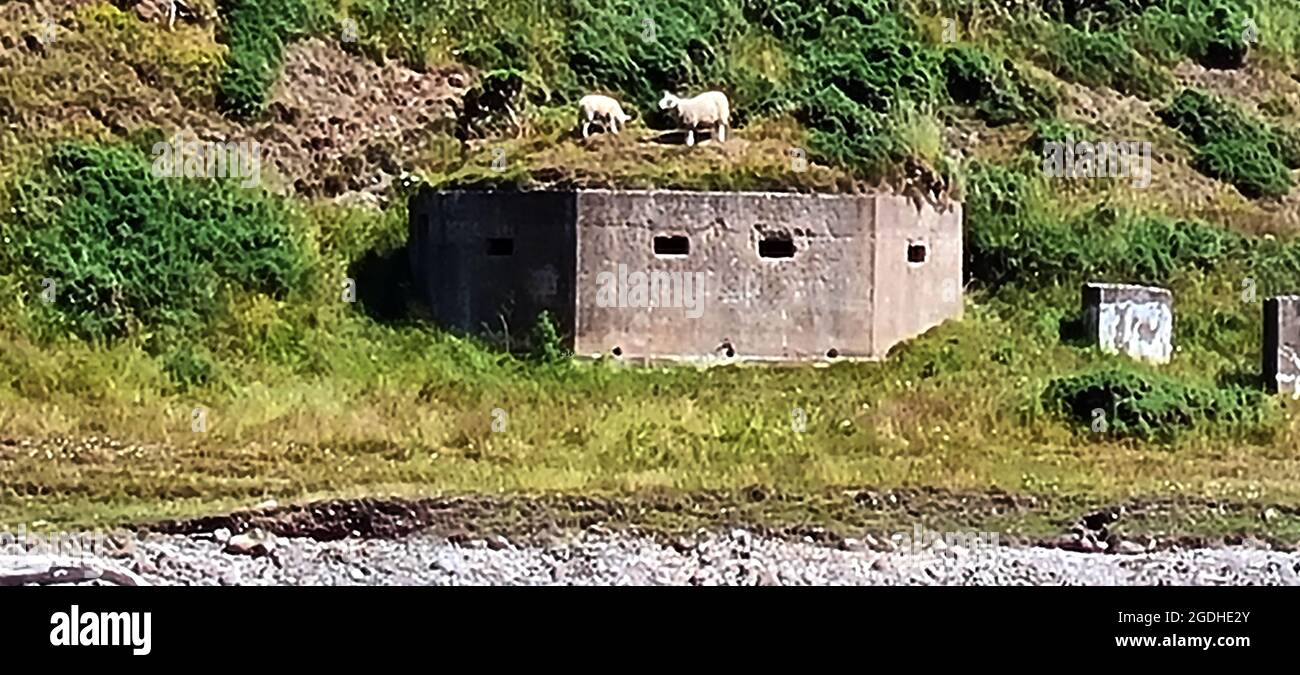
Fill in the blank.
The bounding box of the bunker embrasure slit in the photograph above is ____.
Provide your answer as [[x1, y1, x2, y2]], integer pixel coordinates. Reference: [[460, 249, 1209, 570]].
[[653, 235, 690, 256], [758, 236, 796, 259], [907, 241, 928, 265], [486, 237, 514, 256]]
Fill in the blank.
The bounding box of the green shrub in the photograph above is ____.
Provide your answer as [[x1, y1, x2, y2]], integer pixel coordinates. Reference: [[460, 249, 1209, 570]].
[[2, 142, 310, 341], [566, 1, 748, 111], [942, 45, 1055, 125], [1160, 88, 1297, 198], [1200, 3, 1252, 69], [762, 2, 945, 174], [1096, 206, 1241, 279], [1045, 0, 1252, 69], [162, 342, 219, 390], [963, 162, 1079, 286], [1163, 88, 1276, 147], [1272, 127, 1300, 170], [1041, 25, 1171, 98], [1196, 139, 1294, 198], [1043, 365, 1275, 442], [529, 310, 570, 364]]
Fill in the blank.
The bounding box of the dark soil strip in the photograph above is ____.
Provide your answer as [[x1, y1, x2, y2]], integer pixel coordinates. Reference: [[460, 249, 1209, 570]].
[[140, 487, 1300, 552]]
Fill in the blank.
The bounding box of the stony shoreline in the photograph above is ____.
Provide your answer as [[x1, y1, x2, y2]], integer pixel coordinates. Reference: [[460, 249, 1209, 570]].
[[12, 529, 1300, 586]]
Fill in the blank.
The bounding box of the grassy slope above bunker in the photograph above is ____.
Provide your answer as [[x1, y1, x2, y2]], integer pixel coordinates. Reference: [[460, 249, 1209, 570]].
[[419, 116, 865, 194]]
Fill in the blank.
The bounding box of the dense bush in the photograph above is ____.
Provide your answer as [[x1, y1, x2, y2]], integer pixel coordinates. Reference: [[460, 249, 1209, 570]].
[[751, 1, 946, 174], [1, 143, 310, 340], [1044, 366, 1274, 441], [1040, 25, 1171, 98], [1196, 139, 1294, 198], [1044, 0, 1253, 69], [942, 46, 1055, 126], [566, 0, 751, 112], [1160, 88, 1297, 198], [1161, 89, 1290, 155]]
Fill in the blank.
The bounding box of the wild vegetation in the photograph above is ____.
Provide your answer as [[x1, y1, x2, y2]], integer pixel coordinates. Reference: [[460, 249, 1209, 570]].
[[3, 0, 1300, 535], [1160, 87, 1300, 197], [2, 141, 310, 341]]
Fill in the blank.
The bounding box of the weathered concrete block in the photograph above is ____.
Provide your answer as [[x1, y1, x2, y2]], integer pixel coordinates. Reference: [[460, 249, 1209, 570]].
[[1081, 283, 1173, 363], [1262, 296, 1300, 394], [408, 189, 964, 362]]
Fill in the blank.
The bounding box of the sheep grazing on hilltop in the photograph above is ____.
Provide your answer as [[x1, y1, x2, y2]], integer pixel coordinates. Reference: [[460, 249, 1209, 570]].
[[578, 94, 632, 138], [658, 90, 731, 147]]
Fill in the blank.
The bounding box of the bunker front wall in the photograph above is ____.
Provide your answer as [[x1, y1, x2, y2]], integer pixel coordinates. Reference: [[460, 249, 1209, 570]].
[[408, 190, 578, 345], [572, 190, 877, 360]]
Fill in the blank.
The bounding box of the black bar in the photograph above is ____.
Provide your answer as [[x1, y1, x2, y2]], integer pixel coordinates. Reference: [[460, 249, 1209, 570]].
[[2, 586, 1290, 663]]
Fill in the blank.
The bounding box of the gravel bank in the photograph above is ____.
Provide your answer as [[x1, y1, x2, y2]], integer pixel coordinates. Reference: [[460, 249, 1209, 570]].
[[40, 530, 1300, 586]]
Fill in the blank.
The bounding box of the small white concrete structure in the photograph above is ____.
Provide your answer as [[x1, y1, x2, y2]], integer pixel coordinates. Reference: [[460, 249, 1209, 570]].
[[1263, 295, 1300, 395], [1082, 283, 1173, 364]]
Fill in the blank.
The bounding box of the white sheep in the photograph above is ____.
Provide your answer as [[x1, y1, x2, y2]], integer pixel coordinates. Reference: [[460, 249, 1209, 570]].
[[578, 94, 632, 138], [658, 90, 731, 146]]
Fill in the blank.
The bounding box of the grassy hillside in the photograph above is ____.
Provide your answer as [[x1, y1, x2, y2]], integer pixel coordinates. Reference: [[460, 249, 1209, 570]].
[[5, 0, 1300, 537]]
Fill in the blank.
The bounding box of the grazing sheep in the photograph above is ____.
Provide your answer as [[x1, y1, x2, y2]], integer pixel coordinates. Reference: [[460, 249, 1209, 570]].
[[658, 90, 731, 146], [578, 94, 632, 138]]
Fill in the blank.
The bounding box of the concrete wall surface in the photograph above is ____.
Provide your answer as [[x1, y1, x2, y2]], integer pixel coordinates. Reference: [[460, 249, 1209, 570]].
[[408, 190, 578, 342], [1082, 283, 1174, 364], [573, 190, 878, 360], [870, 196, 964, 358], [1263, 295, 1300, 395]]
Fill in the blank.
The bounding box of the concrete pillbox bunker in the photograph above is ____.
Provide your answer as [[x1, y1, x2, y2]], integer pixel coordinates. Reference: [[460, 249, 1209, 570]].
[[408, 189, 963, 361]]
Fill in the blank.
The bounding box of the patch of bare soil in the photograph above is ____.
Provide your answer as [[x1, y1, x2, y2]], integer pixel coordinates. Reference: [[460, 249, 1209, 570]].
[[1, 5, 470, 205], [141, 488, 1300, 553], [1052, 74, 1252, 223], [256, 38, 470, 202]]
